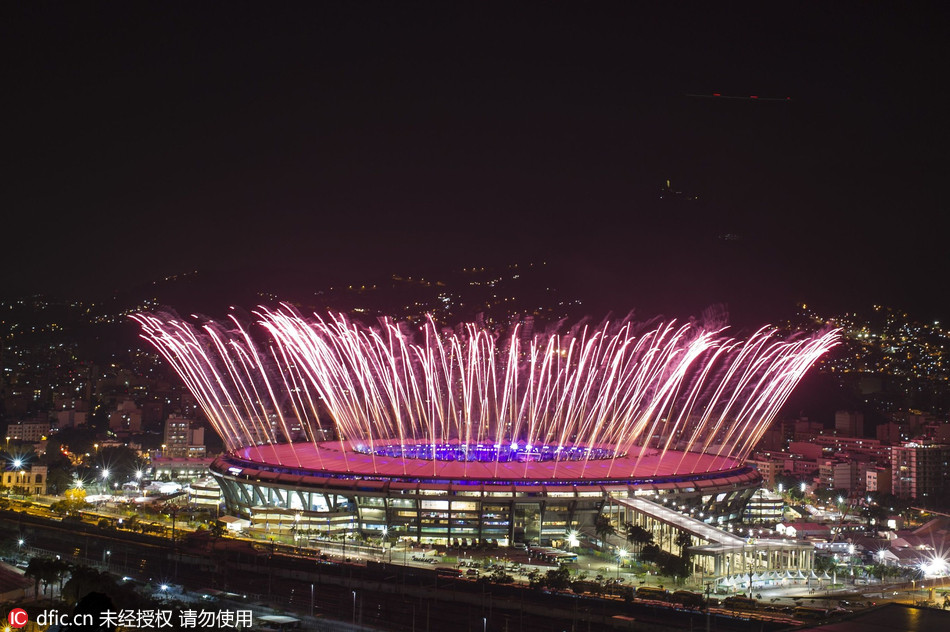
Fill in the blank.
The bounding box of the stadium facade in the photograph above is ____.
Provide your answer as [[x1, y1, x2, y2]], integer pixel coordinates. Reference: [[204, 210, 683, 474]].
[[209, 442, 762, 546]]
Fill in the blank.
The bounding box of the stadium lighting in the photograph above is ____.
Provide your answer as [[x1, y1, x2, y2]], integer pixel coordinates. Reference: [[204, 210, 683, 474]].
[[567, 530, 579, 549]]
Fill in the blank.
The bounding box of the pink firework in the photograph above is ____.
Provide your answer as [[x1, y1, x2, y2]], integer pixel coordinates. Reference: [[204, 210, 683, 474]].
[[132, 306, 838, 477]]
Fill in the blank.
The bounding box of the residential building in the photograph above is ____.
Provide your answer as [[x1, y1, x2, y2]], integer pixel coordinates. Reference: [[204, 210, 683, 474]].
[[891, 442, 950, 503], [835, 410, 865, 438], [163, 416, 206, 458], [4, 419, 50, 443], [746, 457, 782, 489], [109, 399, 142, 434], [818, 459, 859, 492], [867, 466, 892, 495]]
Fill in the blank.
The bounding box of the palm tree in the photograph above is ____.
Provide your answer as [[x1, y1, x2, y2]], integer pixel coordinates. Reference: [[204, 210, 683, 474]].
[[675, 531, 692, 557], [25, 558, 44, 598], [625, 523, 654, 559], [594, 514, 616, 545], [59, 559, 75, 594]]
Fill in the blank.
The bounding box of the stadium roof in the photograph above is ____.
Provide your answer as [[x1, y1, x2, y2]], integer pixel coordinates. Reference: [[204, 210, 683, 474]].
[[231, 442, 743, 483]]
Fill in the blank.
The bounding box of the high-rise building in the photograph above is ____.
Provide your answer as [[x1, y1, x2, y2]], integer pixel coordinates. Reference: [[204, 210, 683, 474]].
[[835, 411, 865, 438], [746, 457, 783, 489], [877, 422, 907, 444], [4, 419, 51, 443], [818, 458, 859, 492], [109, 398, 142, 434], [891, 442, 950, 503], [163, 416, 206, 458], [866, 466, 892, 495]]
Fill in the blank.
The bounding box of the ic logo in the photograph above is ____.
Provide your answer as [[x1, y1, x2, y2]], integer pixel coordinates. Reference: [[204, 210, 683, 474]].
[[9, 608, 28, 628]]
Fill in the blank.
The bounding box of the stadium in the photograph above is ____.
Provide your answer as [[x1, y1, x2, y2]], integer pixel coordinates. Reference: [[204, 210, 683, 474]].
[[135, 307, 837, 547]]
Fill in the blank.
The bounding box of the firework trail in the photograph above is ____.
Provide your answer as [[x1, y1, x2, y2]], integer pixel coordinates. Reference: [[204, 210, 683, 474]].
[[132, 306, 838, 476]]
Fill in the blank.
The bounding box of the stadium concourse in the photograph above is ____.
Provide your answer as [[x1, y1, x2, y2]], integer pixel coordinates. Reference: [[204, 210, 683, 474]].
[[612, 497, 815, 583]]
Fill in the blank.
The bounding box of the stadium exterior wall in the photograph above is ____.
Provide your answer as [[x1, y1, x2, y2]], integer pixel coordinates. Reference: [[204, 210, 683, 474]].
[[210, 451, 762, 547]]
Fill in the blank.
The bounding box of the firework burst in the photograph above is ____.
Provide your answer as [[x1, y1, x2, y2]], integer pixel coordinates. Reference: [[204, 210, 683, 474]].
[[133, 306, 837, 478]]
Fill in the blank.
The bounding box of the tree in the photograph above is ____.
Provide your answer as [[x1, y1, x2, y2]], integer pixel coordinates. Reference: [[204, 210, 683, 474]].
[[654, 550, 691, 584], [96, 445, 139, 482], [123, 514, 139, 532], [487, 567, 514, 584], [50, 558, 71, 596], [545, 566, 572, 592], [675, 531, 692, 557], [674, 531, 694, 582], [527, 568, 544, 589], [868, 562, 888, 583], [625, 523, 654, 558], [25, 557, 45, 597], [814, 555, 837, 574], [863, 503, 889, 531], [775, 473, 806, 500], [37, 451, 74, 495], [62, 566, 114, 605], [594, 513, 616, 544], [640, 543, 660, 563], [24, 557, 65, 598], [209, 521, 226, 538], [815, 487, 849, 505]]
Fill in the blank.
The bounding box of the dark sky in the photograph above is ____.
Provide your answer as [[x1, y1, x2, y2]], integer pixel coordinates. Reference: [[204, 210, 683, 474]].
[[4, 3, 948, 323]]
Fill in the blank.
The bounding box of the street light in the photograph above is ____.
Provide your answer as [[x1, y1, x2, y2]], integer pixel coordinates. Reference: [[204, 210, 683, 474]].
[[848, 544, 855, 583], [617, 548, 628, 580], [382, 526, 391, 563], [566, 530, 579, 550]]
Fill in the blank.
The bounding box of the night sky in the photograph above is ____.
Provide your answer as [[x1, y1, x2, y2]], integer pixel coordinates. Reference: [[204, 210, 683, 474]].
[[4, 3, 948, 324]]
